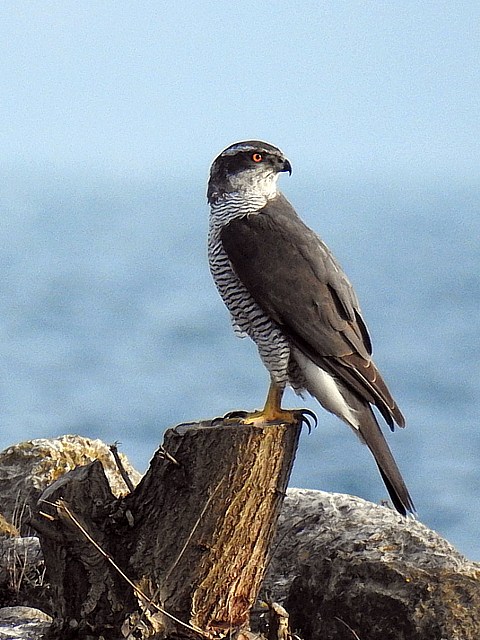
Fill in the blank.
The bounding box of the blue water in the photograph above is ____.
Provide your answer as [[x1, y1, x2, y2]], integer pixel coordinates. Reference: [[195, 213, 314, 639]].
[[1, 169, 479, 559]]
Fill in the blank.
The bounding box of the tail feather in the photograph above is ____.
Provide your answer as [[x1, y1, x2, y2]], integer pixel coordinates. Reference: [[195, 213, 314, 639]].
[[357, 405, 415, 515]]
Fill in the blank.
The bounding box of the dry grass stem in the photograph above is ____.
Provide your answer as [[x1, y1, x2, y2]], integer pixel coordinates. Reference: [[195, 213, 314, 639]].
[[334, 616, 361, 639]]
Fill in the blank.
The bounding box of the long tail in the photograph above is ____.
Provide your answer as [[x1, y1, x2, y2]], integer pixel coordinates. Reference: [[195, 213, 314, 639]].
[[356, 403, 415, 515]]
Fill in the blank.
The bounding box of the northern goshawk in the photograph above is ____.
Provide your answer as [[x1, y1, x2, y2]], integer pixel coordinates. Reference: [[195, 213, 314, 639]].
[[207, 140, 413, 515]]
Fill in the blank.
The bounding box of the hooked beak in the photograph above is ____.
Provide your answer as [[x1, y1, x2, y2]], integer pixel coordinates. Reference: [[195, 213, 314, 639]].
[[279, 157, 292, 175]]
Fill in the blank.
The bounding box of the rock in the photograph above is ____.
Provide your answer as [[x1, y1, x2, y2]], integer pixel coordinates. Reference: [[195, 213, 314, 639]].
[[0, 516, 18, 539], [262, 489, 480, 640], [0, 537, 44, 608], [0, 606, 51, 639], [0, 435, 141, 534]]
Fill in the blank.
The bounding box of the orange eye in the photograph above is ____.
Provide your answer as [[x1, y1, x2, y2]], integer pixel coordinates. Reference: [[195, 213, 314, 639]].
[[252, 153, 263, 162]]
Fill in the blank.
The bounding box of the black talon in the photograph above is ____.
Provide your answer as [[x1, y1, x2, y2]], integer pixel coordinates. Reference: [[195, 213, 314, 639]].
[[297, 409, 318, 433], [224, 410, 249, 420], [211, 410, 252, 426]]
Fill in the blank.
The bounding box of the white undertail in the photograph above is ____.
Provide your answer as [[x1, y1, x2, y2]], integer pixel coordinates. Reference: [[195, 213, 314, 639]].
[[292, 348, 360, 429]]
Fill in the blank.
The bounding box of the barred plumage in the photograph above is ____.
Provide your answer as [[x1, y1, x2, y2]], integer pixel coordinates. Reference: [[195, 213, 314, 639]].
[[208, 196, 292, 384]]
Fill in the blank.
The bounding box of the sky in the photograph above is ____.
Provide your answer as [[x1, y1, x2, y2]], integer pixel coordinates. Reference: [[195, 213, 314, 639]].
[[0, 1, 478, 185]]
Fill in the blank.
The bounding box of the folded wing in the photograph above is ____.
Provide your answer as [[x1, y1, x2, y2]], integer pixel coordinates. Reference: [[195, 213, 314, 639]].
[[220, 193, 405, 430]]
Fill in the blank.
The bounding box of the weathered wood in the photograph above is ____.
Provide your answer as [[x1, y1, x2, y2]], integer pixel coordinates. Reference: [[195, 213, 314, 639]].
[[30, 460, 131, 637], [31, 418, 302, 639]]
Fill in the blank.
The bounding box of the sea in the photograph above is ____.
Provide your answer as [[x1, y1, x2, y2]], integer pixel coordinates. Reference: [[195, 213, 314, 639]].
[[1, 168, 479, 560]]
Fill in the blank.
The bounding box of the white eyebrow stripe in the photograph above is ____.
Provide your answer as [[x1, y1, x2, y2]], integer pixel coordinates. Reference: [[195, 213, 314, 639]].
[[221, 143, 258, 156]]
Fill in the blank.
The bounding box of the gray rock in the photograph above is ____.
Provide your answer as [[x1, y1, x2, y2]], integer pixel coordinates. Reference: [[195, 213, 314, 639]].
[[0, 537, 43, 597], [263, 489, 480, 640], [0, 606, 51, 639]]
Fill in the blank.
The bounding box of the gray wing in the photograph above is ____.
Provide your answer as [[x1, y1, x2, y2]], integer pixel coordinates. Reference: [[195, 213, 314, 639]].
[[220, 193, 405, 429]]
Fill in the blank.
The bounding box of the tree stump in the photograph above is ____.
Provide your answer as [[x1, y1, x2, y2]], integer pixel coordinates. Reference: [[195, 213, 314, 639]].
[[31, 418, 302, 639]]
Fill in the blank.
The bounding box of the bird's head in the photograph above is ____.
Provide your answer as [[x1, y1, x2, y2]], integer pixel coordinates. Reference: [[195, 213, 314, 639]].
[[207, 140, 291, 204]]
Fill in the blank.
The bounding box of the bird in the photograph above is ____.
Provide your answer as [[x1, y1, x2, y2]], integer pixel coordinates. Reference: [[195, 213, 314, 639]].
[[207, 140, 414, 515]]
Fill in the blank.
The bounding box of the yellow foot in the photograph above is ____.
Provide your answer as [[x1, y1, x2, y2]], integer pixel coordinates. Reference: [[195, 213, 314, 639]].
[[222, 408, 317, 430], [216, 381, 317, 430], [242, 407, 301, 426]]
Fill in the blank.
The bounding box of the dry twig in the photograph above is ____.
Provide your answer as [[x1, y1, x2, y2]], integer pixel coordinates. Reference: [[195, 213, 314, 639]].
[[109, 442, 135, 492]]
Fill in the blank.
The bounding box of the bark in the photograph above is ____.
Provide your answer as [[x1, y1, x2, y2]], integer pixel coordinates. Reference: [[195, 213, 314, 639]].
[[31, 419, 302, 639]]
